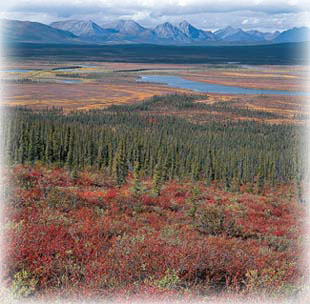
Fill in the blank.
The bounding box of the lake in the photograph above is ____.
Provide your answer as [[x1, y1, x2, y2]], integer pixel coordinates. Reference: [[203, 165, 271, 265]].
[[1, 69, 34, 73], [56, 79, 81, 84], [138, 75, 309, 96]]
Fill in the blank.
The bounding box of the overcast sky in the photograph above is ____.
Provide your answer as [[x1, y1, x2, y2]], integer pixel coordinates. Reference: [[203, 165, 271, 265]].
[[0, 0, 310, 32]]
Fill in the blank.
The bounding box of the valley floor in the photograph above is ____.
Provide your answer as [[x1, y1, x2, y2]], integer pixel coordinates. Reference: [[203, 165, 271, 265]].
[[2, 62, 308, 123]]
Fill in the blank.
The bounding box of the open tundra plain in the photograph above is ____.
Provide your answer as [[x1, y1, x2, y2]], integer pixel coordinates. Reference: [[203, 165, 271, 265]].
[[2, 61, 309, 122]]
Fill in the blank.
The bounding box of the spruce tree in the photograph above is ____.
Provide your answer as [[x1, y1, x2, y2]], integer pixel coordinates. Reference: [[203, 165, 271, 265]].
[[152, 162, 162, 196], [132, 161, 142, 197]]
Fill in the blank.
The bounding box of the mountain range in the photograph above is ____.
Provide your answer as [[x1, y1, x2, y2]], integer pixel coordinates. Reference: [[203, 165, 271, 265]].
[[2, 18, 309, 45]]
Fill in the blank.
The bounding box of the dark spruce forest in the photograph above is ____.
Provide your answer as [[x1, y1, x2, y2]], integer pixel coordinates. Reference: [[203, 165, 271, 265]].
[[5, 42, 308, 65]]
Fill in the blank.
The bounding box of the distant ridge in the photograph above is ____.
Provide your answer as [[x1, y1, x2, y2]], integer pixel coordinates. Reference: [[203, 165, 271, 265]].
[[50, 20, 113, 37], [273, 27, 310, 43], [103, 20, 157, 42], [246, 30, 280, 41], [2, 18, 309, 45], [2, 19, 79, 44], [154, 22, 190, 42], [178, 20, 216, 41], [214, 26, 263, 42]]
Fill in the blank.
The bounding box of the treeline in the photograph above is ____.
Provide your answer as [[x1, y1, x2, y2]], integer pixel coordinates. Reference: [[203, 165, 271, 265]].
[[3, 94, 302, 191], [7, 42, 307, 65], [2, 78, 41, 84], [108, 93, 285, 119]]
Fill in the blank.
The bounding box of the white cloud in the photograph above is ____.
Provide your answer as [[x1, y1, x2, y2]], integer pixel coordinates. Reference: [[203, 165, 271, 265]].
[[0, 0, 309, 31], [1, 0, 308, 14]]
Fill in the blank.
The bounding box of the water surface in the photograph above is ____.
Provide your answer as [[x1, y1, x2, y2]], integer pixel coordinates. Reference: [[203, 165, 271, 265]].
[[56, 79, 81, 84], [2, 69, 34, 73], [138, 75, 309, 96]]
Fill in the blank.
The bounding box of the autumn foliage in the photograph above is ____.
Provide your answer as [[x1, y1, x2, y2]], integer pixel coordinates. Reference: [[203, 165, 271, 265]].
[[2, 164, 306, 301]]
